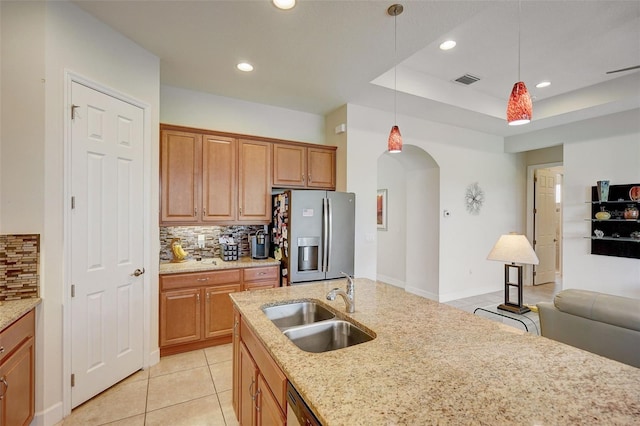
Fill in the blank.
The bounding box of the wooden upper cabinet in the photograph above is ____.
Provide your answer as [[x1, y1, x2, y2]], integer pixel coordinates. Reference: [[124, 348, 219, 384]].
[[273, 144, 306, 188], [272, 143, 336, 190], [307, 146, 336, 189], [202, 135, 237, 222], [160, 130, 201, 223], [160, 125, 336, 225], [238, 139, 271, 223]]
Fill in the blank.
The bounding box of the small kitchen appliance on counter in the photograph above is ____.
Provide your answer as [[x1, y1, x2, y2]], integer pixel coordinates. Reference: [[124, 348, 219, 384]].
[[250, 230, 269, 259]]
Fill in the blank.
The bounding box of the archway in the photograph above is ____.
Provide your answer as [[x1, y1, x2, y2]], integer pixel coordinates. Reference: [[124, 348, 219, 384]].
[[376, 145, 440, 300]]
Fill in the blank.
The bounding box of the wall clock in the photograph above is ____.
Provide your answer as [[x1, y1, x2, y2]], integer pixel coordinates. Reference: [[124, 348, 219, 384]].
[[465, 182, 484, 215]]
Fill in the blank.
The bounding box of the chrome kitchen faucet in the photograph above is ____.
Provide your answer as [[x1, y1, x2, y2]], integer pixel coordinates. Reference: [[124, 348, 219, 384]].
[[326, 272, 355, 313]]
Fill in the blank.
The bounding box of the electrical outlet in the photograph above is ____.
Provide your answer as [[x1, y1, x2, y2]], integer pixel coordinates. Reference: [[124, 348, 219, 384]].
[[197, 234, 205, 248]]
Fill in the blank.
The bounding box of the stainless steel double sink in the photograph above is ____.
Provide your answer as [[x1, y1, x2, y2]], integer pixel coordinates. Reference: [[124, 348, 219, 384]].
[[262, 301, 375, 353]]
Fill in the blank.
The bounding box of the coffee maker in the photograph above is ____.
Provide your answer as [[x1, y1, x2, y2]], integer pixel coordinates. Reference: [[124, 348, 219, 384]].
[[250, 230, 269, 259]]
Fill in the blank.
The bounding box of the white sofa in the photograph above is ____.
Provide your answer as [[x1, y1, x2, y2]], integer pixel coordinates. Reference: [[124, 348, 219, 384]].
[[537, 289, 640, 368]]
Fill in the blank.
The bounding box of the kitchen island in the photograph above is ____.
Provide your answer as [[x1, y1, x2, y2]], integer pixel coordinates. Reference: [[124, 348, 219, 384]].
[[231, 279, 640, 425]]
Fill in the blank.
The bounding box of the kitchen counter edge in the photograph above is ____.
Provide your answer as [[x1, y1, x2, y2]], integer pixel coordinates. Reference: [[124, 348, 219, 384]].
[[159, 257, 279, 275], [0, 298, 42, 331]]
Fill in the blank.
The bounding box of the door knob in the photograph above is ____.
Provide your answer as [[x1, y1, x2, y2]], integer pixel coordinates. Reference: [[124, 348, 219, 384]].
[[131, 268, 145, 277]]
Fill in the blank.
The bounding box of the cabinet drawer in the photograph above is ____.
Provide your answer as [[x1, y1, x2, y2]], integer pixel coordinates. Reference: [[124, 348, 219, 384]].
[[161, 269, 242, 290], [0, 309, 35, 364], [243, 266, 278, 283], [240, 319, 287, 410]]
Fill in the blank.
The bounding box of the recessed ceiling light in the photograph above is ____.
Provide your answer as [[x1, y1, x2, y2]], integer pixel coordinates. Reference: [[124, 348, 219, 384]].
[[439, 40, 456, 51], [536, 81, 551, 88], [273, 0, 296, 10], [237, 62, 254, 72]]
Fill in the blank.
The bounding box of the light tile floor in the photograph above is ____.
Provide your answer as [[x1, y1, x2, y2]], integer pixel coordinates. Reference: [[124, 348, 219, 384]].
[[58, 280, 561, 425], [444, 279, 561, 334], [58, 345, 238, 426]]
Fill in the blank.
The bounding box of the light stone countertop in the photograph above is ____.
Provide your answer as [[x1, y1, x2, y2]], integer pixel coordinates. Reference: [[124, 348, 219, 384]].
[[231, 279, 640, 425], [159, 257, 279, 275], [0, 298, 41, 331]]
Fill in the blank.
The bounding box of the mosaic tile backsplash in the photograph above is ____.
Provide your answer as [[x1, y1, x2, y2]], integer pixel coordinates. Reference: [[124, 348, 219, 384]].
[[0, 234, 40, 301], [160, 225, 267, 262]]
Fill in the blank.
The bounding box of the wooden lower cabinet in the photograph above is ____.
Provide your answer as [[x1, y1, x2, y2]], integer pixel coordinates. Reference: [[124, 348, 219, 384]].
[[243, 266, 279, 290], [160, 266, 279, 356], [257, 375, 286, 426], [160, 288, 201, 347], [239, 342, 258, 426], [204, 284, 242, 339], [234, 311, 286, 426], [0, 310, 35, 426]]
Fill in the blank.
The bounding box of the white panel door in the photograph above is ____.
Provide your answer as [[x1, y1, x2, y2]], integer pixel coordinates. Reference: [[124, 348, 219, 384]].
[[70, 82, 144, 408], [534, 169, 557, 285]]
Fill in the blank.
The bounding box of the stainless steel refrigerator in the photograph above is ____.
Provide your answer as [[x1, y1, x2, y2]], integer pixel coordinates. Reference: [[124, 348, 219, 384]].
[[272, 190, 355, 284]]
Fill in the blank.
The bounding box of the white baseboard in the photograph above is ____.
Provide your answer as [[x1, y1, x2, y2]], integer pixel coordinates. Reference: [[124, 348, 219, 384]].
[[405, 286, 439, 302], [376, 274, 405, 288], [32, 401, 63, 426]]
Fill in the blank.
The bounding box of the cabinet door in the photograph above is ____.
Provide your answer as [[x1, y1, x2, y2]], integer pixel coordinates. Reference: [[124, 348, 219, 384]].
[[0, 336, 35, 426], [307, 147, 336, 189], [160, 289, 201, 347], [273, 144, 306, 188], [239, 342, 258, 426], [160, 129, 201, 223], [238, 140, 271, 223], [202, 135, 237, 222], [256, 374, 286, 426], [204, 284, 242, 339], [232, 308, 241, 421]]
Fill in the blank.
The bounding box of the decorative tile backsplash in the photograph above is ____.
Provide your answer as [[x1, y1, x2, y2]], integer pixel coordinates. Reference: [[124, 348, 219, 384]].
[[160, 225, 266, 262], [0, 234, 40, 301]]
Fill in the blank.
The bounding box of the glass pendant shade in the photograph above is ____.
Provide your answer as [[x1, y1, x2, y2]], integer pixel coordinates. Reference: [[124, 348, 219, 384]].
[[388, 125, 402, 153], [507, 82, 532, 126]]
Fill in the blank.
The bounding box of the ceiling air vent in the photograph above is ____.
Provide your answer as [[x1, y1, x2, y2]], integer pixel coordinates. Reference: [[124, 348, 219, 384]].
[[454, 74, 480, 85]]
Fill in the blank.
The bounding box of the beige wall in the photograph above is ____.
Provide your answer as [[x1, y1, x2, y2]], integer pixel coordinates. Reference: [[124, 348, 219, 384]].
[[525, 145, 563, 166], [1, 2, 161, 424], [324, 105, 347, 192]]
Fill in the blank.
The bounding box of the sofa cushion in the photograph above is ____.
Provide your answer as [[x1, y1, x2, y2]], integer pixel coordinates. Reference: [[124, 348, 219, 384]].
[[554, 289, 640, 332]]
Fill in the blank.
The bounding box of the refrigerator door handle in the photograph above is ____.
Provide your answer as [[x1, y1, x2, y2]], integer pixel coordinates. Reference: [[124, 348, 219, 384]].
[[322, 197, 329, 272], [327, 197, 333, 272]]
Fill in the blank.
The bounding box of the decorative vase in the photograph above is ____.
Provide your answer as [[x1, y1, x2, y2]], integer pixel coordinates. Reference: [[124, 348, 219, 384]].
[[596, 180, 610, 202], [595, 206, 611, 220], [624, 204, 639, 220]]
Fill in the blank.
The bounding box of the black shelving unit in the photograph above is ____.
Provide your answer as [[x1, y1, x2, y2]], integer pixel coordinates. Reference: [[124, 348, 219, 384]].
[[589, 183, 640, 259]]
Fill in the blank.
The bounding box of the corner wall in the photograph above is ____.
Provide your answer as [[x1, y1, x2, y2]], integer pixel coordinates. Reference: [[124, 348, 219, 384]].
[[161, 85, 325, 144], [563, 132, 640, 298], [1, 2, 161, 424], [347, 104, 526, 302]]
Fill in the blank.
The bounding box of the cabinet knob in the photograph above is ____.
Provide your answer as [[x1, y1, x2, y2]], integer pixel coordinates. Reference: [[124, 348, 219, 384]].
[[0, 377, 7, 400], [0, 346, 4, 354]]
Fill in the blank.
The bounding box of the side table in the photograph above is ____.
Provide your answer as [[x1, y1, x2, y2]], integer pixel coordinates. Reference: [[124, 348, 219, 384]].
[[473, 306, 539, 335]]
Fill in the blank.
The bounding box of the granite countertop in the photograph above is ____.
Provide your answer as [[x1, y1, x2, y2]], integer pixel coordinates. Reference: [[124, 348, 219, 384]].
[[159, 257, 279, 274], [0, 298, 41, 331], [231, 279, 640, 425]]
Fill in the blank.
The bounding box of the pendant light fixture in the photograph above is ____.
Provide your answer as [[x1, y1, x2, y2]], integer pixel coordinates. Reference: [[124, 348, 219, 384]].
[[506, 0, 532, 126], [388, 4, 403, 153]]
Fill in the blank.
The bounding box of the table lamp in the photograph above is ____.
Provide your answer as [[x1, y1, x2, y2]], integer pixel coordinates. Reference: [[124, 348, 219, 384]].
[[487, 233, 539, 314]]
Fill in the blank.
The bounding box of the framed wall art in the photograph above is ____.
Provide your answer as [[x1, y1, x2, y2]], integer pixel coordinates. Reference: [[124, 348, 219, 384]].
[[377, 189, 387, 230]]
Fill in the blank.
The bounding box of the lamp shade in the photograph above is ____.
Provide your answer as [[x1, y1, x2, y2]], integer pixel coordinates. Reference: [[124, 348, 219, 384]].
[[388, 125, 402, 153], [487, 233, 539, 265], [506, 81, 532, 125]]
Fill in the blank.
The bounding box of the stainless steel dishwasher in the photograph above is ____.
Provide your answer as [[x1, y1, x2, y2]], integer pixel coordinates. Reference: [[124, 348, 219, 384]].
[[286, 382, 321, 426]]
